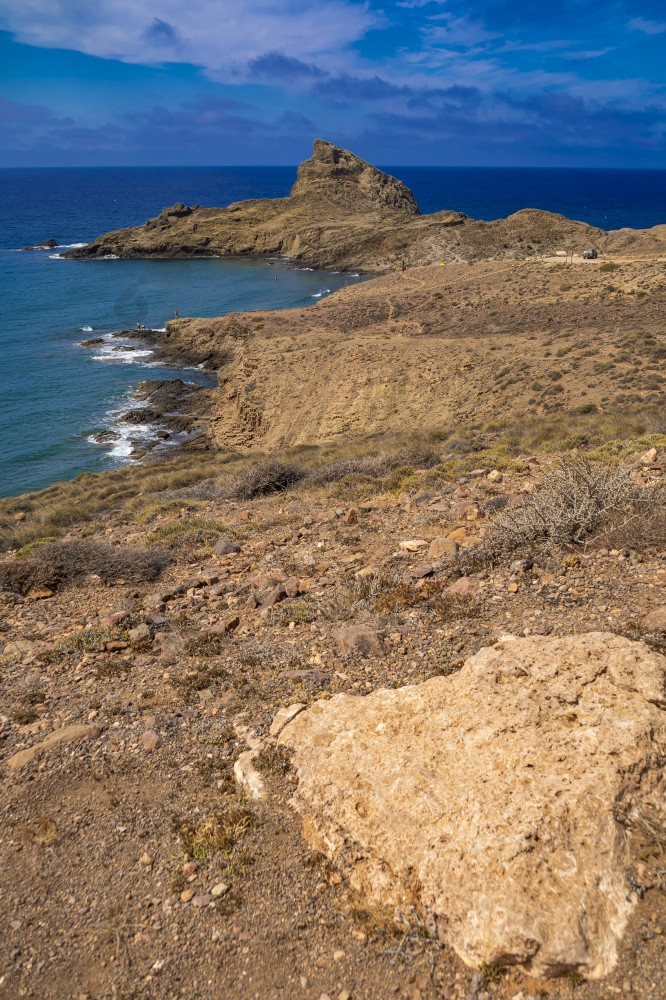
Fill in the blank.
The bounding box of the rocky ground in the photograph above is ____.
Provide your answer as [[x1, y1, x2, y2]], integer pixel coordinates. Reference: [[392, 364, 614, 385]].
[[1, 445, 665, 999]]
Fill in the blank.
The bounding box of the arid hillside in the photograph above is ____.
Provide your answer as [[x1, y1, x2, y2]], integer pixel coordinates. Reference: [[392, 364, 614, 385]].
[[1, 428, 665, 1000], [4, 144, 666, 1000], [144, 255, 666, 453]]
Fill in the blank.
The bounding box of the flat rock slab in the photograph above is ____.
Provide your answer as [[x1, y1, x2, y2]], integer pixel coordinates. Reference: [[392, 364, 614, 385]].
[[6, 723, 102, 772], [279, 633, 666, 979]]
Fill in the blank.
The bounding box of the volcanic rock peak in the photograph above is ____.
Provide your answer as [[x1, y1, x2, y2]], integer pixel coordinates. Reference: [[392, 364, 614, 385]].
[[290, 139, 421, 216]]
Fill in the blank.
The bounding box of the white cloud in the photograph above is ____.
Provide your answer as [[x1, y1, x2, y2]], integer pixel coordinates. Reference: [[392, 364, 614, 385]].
[[563, 47, 615, 60], [628, 17, 666, 35], [0, 0, 377, 79]]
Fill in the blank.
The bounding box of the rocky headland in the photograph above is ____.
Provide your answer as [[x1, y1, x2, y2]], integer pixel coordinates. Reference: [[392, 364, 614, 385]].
[[64, 140, 666, 272]]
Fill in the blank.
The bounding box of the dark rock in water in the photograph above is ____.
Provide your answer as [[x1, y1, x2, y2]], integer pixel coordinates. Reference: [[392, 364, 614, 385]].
[[92, 430, 120, 443], [120, 407, 162, 425], [21, 238, 58, 250], [135, 378, 192, 403], [113, 344, 139, 352], [80, 338, 105, 348]]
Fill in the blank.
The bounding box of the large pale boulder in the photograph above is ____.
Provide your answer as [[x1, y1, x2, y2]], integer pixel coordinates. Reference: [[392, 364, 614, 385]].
[[279, 633, 666, 979]]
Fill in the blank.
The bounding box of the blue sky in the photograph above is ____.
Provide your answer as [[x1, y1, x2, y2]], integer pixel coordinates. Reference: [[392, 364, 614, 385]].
[[1, 0, 665, 166]]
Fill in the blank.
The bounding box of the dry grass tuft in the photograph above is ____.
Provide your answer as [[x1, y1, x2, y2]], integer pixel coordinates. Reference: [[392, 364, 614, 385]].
[[310, 443, 440, 486], [146, 517, 228, 549], [178, 804, 255, 861]]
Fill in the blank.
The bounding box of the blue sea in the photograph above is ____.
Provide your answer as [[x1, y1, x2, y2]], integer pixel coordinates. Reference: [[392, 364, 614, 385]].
[[1, 165, 665, 498]]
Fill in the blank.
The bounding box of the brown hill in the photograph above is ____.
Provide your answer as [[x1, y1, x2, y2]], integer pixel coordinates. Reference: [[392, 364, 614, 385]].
[[65, 141, 666, 271], [138, 256, 666, 454]]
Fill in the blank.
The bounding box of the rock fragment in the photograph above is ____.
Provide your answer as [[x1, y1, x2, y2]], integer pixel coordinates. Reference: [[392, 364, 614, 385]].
[[269, 703, 306, 737], [7, 723, 102, 772], [641, 606, 666, 631], [427, 537, 459, 559], [214, 537, 241, 556], [333, 626, 385, 657], [128, 623, 151, 645], [140, 730, 160, 752], [234, 749, 266, 800], [399, 539, 428, 552], [279, 633, 666, 979]]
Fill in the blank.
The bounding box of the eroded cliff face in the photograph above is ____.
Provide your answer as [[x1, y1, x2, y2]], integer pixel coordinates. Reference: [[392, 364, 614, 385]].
[[65, 140, 666, 270]]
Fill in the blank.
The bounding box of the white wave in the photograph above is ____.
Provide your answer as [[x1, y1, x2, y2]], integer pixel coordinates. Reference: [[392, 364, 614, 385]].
[[48, 254, 64, 259], [106, 395, 149, 419], [90, 394, 160, 460], [107, 421, 156, 458], [57, 242, 88, 249], [154, 326, 166, 332], [311, 289, 331, 299], [297, 267, 314, 271], [78, 325, 94, 333], [92, 343, 154, 364]]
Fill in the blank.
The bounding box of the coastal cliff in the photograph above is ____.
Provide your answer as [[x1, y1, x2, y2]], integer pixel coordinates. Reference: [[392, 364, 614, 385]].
[[65, 140, 666, 271]]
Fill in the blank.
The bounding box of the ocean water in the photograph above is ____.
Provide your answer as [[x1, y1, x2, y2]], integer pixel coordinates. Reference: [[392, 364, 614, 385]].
[[1, 165, 665, 498]]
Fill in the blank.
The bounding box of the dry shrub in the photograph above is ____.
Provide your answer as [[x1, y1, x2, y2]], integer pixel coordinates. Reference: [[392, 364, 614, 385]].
[[0, 539, 169, 595], [461, 460, 662, 569], [270, 600, 318, 625], [429, 591, 479, 622], [228, 460, 306, 500], [178, 805, 255, 860], [373, 580, 425, 613], [310, 444, 440, 486], [146, 517, 228, 549], [591, 507, 666, 551]]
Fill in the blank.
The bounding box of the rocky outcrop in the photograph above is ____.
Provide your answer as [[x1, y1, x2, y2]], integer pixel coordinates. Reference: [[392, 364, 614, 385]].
[[279, 633, 666, 979], [289, 139, 419, 216], [21, 238, 58, 251], [64, 140, 662, 271]]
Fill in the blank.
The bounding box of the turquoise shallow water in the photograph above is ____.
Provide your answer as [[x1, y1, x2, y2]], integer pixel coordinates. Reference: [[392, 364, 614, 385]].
[[0, 167, 362, 497], [1, 164, 664, 497]]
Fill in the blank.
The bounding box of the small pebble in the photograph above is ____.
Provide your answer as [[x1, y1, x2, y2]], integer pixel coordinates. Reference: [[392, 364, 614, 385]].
[[140, 730, 160, 752]]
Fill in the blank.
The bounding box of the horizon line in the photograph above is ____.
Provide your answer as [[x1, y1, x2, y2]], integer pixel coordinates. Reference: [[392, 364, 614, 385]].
[[2, 163, 666, 171]]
